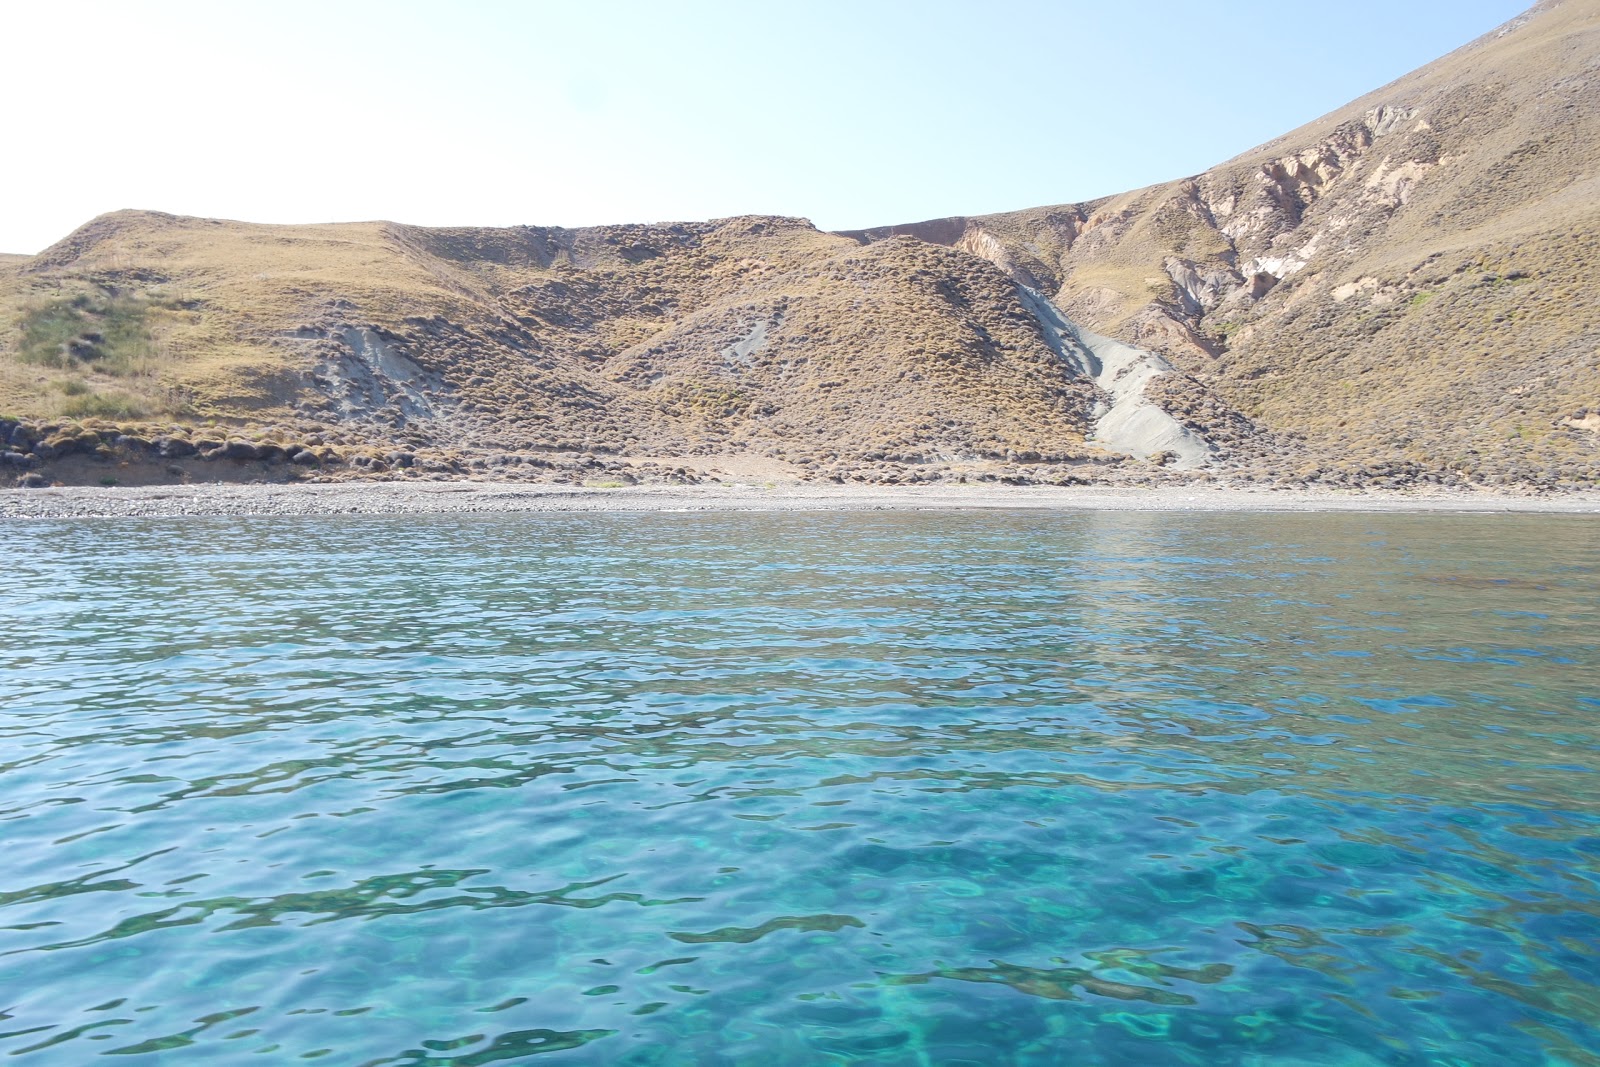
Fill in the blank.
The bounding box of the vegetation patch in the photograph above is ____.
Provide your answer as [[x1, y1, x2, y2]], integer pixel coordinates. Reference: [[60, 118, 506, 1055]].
[[60, 389, 152, 420], [16, 291, 160, 374]]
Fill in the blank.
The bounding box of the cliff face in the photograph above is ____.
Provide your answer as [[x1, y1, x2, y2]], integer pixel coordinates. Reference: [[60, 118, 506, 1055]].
[[2, 1, 1596, 489]]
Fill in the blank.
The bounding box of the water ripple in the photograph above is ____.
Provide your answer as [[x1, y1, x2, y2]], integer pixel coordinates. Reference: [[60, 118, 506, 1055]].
[[0, 511, 1596, 1064]]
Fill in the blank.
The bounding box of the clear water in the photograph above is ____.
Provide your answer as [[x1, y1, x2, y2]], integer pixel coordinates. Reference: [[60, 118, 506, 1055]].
[[2, 511, 1598, 1066]]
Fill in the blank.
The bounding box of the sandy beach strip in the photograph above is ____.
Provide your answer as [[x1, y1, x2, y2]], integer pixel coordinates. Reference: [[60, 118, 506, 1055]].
[[3, 481, 1600, 518]]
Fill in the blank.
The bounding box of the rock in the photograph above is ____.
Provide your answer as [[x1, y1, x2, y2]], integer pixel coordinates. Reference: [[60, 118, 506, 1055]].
[[222, 440, 262, 461], [15, 473, 47, 488], [1, 451, 32, 468], [155, 436, 196, 458], [290, 449, 321, 466]]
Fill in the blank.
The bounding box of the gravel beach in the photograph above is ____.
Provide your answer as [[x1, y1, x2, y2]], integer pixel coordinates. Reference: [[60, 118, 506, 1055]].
[[4, 481, 1600, 518]]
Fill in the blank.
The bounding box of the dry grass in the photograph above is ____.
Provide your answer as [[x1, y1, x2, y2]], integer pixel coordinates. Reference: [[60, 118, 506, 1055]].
[[2, 2, 1594, 487], [845, 0, 1600, 485], [0, 211, 1099, 465]]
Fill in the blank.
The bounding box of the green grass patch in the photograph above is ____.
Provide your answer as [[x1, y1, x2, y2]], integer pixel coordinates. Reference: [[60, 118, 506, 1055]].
[[15, 291, 160, 374], [60, 389, 151, 419]]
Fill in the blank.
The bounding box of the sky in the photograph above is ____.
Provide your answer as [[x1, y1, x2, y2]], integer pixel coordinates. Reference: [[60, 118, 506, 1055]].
[[2, 0, 1532, 254]]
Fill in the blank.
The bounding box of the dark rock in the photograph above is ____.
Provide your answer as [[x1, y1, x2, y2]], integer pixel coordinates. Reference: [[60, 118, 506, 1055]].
[[290, 449, 321, 466], [15, 473, 48, 488], [1, 451, 32, 468], [222, 440, 261, 461], [155, 436, 196, 458]]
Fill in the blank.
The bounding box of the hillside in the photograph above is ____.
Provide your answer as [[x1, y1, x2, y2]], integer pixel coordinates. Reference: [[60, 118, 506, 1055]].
[[844, 0, 1600, 488], [2, 0, 1596, 490], [0, 214, 1115, 485]]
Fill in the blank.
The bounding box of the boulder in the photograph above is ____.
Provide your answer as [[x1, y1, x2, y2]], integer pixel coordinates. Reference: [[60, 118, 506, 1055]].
[[155, 436, 196, 458]]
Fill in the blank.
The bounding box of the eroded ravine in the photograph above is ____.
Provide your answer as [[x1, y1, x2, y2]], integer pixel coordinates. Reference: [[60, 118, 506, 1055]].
[[1017, 286, 1212, 468]]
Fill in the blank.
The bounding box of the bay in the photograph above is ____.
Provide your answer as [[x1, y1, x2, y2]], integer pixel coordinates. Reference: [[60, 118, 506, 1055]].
[[1, 511, 1597, 1065]]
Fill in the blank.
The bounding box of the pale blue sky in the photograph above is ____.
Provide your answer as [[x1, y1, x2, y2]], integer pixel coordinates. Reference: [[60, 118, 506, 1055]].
[[4, 0, 1530, 254]]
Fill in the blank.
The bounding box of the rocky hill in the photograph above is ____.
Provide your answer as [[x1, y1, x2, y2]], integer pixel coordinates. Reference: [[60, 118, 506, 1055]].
[[2, 0, 1596, 490], [843, 0, 1600, 489]]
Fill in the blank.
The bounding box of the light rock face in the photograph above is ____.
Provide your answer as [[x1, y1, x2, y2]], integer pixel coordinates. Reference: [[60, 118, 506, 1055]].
[[1074, 327, 1212, 468], [1017, 287, 1211, 468], [281, 326, 455, 427]]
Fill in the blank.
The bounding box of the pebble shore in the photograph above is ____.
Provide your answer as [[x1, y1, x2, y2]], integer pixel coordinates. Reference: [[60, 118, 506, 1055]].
[[4, 481, 1599, 518]]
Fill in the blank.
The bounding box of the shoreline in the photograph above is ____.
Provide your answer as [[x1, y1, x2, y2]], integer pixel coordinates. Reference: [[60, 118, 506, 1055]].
[[4, 480, 1600, 518]]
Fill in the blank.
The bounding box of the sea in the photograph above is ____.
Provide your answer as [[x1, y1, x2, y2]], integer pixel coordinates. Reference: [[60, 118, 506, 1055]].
[[2, 510, 1597, 1065]]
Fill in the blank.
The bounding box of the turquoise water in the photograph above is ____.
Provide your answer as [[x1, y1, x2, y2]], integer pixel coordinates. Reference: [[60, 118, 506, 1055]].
[[2, 511, 1598, 1065]]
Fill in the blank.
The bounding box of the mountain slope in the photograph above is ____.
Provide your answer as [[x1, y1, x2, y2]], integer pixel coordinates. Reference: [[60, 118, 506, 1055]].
[[843, 0, 1600, 486], [0, 212, 1115, 482], [1, 0, 1595, 489]]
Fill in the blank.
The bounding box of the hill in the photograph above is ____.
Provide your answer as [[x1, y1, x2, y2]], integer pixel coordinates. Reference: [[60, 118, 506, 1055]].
[[2, 0, 1595, 490], [843, 0, 1600, 488]]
